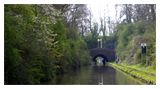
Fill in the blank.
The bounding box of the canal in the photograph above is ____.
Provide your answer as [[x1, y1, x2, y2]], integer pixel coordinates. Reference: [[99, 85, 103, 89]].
[[43, 64, 141, 85]]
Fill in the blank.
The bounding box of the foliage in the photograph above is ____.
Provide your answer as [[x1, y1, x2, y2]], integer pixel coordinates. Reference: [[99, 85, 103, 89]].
[[116, 24, 135, 60], [83, 33, 98, 49], [114, 4, 156, 69], [115, 21, 156, 68], [4, 4, 91, 84], [4, 4, 156, 85]]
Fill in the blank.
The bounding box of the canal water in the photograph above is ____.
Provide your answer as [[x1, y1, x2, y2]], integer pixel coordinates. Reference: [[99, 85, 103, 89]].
[[43, 65, 141, 85]]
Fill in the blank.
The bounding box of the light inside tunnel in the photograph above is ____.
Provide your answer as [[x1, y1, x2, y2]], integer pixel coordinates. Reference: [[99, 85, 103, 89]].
[[93, 54, 108, 66]]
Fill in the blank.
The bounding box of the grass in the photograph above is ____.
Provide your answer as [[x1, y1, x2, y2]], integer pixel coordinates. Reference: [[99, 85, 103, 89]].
[[121, 63, 156, 75], [111, 64, 146, 85], [108, 62, 156, 85]]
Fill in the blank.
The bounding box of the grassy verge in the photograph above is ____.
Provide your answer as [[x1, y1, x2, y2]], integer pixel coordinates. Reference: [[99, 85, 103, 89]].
[[108, 62, 156, 85], [111, 64, 146, 85], [120, 63, 156, 75]]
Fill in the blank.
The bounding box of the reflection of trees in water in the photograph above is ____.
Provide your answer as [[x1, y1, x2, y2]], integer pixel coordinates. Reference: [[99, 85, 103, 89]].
[[52, 66, 93, 85], [116, 70, 140, 85], [89, 66, 117, 85], [43, 65, 141, 85]]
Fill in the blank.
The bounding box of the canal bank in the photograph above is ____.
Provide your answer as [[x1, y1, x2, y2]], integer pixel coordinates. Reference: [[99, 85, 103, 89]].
[[108, 62, 156, 85], [42, 65, 142, 85]]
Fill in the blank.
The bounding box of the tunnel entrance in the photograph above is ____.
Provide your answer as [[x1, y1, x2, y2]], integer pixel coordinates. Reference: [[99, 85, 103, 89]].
[[93, 54, 108, 66]]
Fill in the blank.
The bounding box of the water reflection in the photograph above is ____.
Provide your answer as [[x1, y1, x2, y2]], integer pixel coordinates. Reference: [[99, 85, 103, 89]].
[[43, 65, 141, 85], [90, 65, 117, 85]]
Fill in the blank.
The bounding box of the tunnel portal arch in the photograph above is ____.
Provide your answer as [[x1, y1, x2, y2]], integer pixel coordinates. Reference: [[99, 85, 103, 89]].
[[93, 54, 108, 66], [89, 48, 115, 66]]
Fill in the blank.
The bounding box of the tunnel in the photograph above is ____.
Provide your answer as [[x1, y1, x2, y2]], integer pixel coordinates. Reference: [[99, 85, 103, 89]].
[[93, 54, 108, 66]]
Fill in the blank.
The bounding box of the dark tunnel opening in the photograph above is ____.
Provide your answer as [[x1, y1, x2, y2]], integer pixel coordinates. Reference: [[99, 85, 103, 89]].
[[93, 54, 108, 66]]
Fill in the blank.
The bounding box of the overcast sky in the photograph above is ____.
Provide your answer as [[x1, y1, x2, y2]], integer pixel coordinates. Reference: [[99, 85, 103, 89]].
[[88, 4, 117, 24], [88, 4, 119, 35]]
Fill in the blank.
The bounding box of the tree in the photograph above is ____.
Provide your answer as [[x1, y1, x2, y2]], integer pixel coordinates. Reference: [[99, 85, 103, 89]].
[[5, 4, 92, 84]]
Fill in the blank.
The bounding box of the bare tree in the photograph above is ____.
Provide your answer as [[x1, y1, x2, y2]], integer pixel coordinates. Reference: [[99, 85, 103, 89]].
[[117, 4, 156, 24], [53, 4, 90, 38]]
